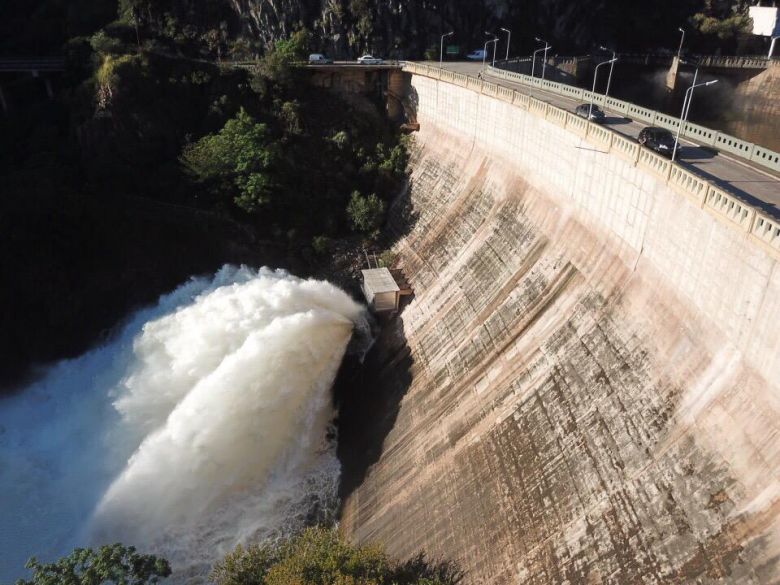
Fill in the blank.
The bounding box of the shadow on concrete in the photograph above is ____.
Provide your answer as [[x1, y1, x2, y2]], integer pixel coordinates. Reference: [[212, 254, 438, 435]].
[[333, 313, 413, 501], [679, 160, 779, 217], [677, 146, 717, 161], [604, 116, 632, 126]]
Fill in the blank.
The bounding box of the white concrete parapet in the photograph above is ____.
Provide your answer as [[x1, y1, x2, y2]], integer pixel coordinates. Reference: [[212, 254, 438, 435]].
[[669, 166, 708, 205], [751, 213, 780, 253], [638, 148, 672, 180], [565, 112, 589, 137], [610, 133, 641, 163], [585, 121, 614, 149], [704, 186, 756, 232], [546, 104, 567, 127]]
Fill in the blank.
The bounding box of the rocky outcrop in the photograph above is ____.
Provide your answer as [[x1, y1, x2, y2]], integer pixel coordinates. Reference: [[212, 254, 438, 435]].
[[337, 75, 780, 583], [226, 0, 694, 58]]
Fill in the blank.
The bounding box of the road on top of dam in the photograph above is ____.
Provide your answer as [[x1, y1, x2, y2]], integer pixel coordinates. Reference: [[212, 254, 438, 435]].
[[425, 61, 780, 215]]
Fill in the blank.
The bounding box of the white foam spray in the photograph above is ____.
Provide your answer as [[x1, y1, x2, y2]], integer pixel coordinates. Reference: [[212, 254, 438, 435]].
[[0, 265, 367, 582]]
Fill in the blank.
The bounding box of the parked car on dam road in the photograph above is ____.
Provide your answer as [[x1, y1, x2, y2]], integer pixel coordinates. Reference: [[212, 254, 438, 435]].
[[357, 54, 383, 64], [575, 103, 606, 123], [638, 126, 677, 158]]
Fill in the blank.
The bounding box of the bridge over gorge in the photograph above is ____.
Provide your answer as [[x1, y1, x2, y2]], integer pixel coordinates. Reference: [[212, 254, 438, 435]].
[[0, 57, 66, 112]]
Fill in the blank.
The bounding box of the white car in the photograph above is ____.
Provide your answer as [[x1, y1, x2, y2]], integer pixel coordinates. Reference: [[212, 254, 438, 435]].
[[466, 49, 486, 61], [357, 54, 383, 65]]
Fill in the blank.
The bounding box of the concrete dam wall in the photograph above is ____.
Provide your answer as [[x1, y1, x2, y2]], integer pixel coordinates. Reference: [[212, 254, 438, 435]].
[[339, 71, 780, 583]]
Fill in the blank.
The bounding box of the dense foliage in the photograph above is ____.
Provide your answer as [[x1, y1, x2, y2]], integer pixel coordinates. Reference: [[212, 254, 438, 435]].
[[210, 527, 461, 585], [691, 0, 753, 44], [181, 109, 279, 213], [15, 544, 171, 585]]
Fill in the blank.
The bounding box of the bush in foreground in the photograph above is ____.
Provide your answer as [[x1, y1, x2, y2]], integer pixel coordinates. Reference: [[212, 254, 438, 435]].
[[211, 527, 462, 585]]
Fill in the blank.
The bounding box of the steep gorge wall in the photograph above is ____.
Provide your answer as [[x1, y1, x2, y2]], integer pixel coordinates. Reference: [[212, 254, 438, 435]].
[[339, 74, 780, 583]]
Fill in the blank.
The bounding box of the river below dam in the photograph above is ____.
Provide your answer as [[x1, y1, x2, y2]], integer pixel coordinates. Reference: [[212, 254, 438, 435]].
[[0, 265, 368, 583]]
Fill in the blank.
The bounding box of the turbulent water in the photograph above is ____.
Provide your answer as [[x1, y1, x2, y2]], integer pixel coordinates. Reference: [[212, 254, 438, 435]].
[[0, 265, 367, 582]]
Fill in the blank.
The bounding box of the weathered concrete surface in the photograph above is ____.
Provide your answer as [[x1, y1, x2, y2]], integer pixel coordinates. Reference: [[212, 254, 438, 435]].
[[339, 75, 780, 583]]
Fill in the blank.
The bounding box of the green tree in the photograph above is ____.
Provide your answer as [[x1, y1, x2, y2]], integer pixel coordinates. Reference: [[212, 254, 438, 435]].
[[260, 29, 311, 84], [691, 0, 753, 40], [15, 544, 171, 585], [347, 191, 386, 233], [211, 527, 461, 585], [181, 108, 279, 213]]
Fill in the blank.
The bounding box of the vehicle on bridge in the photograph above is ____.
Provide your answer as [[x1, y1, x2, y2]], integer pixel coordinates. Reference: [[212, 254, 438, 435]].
[[357, 54, 383, 64], [575, 103, 606, 123], [638, 127, 676, 158], [308, 53, 333, 64], [466, 49, 486, 61]]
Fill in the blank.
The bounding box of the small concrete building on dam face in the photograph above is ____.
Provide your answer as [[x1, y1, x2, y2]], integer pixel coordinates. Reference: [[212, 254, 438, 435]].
[[361, 268, 400, 312]]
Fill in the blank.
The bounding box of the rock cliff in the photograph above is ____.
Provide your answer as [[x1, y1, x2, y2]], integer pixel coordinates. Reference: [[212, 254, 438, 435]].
[[227, 0, 697, 57]]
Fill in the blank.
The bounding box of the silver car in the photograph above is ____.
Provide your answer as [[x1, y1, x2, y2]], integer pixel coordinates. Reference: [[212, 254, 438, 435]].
[[357, 54, 383, 65]]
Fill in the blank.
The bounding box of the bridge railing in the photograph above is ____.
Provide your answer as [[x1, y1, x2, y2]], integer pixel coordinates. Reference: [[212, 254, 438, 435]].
[[403, 61, 780, 258], [476, 63, 780, 174]]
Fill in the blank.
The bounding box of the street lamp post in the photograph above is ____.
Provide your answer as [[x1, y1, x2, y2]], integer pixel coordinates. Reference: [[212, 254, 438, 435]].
[[440, 32, 454, 67], [483, 32, 495, 68], [491, 37, 499, 66], [500, 27, 511, 61], [770, 36, 780, 58], [589, 57, 618, 119], [532, 37, 551, 78], [599, 45, 617, 103], [672, 76, 718, 162], [677, 27, 686, 59]]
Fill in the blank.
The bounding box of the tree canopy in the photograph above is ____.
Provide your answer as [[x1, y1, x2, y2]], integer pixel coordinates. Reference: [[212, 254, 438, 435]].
[[347, 191, 386, 234], [181, 108, 279, 213], [14, 544, 171, 585]]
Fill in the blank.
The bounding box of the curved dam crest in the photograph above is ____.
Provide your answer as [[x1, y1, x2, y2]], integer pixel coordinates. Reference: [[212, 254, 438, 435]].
[[340, 72, 780, 582]]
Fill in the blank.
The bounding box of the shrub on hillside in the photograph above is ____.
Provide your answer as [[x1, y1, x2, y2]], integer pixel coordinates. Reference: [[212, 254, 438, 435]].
[[211, 527, 462, 585], [347, 191, 386, 233], [181, 108, 279, 213]]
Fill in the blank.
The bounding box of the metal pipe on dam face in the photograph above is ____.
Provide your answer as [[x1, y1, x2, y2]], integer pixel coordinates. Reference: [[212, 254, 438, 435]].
[[337, 72, 780, 583]]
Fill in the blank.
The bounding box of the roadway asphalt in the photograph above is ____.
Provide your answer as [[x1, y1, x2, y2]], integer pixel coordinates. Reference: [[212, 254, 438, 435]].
[[428, 61, 780, 215]]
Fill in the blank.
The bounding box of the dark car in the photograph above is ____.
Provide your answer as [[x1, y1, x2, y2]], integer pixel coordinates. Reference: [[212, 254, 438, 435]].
[[638, 126, 676, 158], [575, 103, 606, 122]]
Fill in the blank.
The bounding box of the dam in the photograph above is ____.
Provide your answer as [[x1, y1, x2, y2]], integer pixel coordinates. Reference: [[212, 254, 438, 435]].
[[338, 63, 780, 583]]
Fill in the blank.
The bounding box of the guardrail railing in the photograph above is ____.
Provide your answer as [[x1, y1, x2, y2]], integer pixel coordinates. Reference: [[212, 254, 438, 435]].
[[402, 61, 780, 258], [477, 63, 780, 175]]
